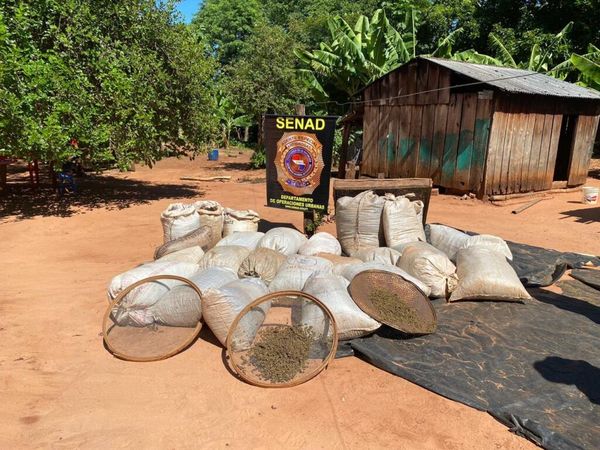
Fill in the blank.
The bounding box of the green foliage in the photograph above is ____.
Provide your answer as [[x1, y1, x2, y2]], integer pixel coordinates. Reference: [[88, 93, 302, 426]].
[[214, 90, 252, 148], [250, 147, 267, 169], [192, 0, 264, 66], [225, 25, 307, 143], [0, 0, 216, 168], [296, 8, 466, 102]]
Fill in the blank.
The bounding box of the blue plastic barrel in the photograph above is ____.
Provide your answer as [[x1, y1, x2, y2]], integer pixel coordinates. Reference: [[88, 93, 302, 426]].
[[208, 149, 219, 161]]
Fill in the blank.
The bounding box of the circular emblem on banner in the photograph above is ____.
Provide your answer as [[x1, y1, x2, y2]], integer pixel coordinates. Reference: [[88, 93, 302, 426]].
[[275, 133, 324, 196]]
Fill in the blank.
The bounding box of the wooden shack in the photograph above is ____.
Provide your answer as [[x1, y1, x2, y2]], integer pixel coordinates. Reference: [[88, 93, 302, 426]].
[[351, 57, 600, 197]]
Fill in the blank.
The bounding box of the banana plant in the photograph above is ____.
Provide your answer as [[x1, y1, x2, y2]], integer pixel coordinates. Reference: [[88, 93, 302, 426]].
[[213, 92, 252, 148], [295, 8, 461, 100], [454, 22, 574, 73]]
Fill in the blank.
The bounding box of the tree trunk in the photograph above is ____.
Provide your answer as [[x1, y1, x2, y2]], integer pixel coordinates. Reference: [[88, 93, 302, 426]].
[[244, 126, 249, 142]]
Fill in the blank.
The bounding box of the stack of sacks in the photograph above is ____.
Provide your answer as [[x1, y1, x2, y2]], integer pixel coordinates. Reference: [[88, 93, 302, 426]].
[[427, 224, 527, 302]]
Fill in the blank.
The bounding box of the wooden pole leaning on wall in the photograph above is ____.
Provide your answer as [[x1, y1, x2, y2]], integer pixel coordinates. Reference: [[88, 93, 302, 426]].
[[295, 103, 317, 236]]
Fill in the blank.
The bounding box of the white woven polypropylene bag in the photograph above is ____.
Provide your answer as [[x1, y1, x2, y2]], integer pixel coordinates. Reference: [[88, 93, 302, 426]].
[[257, 227, 308, 256], [427, 224, 471, 261], [197, 245, 251, 273], [354, 247, 402, 265], [216, 231, 265, 250], [298, 232, 342, 256], [161, 203, 201, 244], [238, 247, 287, 285], [449, 247, 531, 302], [156, 246, 205, 264], [222, 208, 260, 236], [397, 241, 458, 298], [202, 278, 269, 346], [302, 273, 380, 340], [461, 234, 513, 260], [269, 255, 333, 292], [336, 190, 385, 256], [382, 194, 426, 249], [194, 200, 224, 240]]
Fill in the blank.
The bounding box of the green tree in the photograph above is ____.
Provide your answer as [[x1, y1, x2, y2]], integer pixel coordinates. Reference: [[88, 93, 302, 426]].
[[192, 0, 264, 66], [0, 0, 216, 169], [225, 25, 307, 146]]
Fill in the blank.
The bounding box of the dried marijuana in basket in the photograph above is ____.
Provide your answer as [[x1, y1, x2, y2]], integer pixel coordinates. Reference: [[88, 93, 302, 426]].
[[246, 324, 317, 383], [368, 288, 421, 328]]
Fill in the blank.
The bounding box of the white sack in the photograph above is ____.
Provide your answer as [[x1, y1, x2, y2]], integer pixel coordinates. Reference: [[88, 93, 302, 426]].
[[339, 261, 431, 297], [154, 226, 215, 259], [258, 227, 308, 256], [449, 247, 531, 302], [148, 267, 238, 327], [161, 203, 201, 244], [269, 255, 333, 292], [354, 247, 402, 266], [316, 253, 363, 276], [107, 261, 199, 326], [197, 245, 251, 272], [216, 231, 265, 250], [202, 278, 269, 346], [397, 241, 458, 298], [156, 246, 205, 264], [461, 234, 513, 260], [238, 247, 287, 284], [194, 200, 224, 240], [223, 208, 260, 236], [336, 190, 385, 256], [298, 232, 342, 256], [302, 273, 380, 340], [382, 194, 426, 249], [107, 261, 199, 305], [427, 224, 471, 261]]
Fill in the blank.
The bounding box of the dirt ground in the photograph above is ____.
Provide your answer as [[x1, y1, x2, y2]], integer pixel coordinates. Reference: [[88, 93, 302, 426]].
[[1, 151, 598, 448]]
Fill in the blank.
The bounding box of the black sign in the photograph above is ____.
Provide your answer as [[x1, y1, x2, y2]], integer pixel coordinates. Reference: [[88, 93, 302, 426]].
[[264, 114, 337, 213]]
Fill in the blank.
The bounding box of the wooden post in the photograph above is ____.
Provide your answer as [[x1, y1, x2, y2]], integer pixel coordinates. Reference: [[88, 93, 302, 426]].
[[338, 123, 351, 179], [295, 104, 316, 236], [0, 164, 7, 192]]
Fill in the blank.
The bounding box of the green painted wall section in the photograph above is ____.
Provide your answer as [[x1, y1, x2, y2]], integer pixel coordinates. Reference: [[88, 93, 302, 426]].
[[371, 118, 492, 187]]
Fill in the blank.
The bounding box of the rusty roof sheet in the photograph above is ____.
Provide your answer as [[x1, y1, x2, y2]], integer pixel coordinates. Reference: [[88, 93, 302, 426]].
[[420, 57, 600, 100]]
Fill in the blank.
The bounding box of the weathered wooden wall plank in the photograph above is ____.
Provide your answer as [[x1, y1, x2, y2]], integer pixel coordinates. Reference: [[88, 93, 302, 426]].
[[454, 94, 478, 190], [425, 64, 440, 104], [568, 115, 599, 185], [518, 113, 536, 192], [406, 63, 418, 105], [441, 94, 464, 187], [417, 105, 436, 178], [535, 113, 556, 191], [396, 106, 413, 177], [470, 96, 493, 193], [484, 102, 508, 195], [362, 106, 377, 176], [544, 113, 563, 189], [437, 68, 451, 104], [527, 114, 545, 191], [406, 106, 423, 177], [431, 104, 449, 185], [416, 62, 429, 105]]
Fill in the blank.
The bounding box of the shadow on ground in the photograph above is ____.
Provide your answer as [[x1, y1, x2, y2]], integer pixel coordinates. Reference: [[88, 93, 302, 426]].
[[0, 174, 203, 221], [559, 206, 600, 224], [534, 356, 600, 404]]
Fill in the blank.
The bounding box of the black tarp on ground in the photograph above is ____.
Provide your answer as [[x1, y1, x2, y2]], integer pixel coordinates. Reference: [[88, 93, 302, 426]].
[[348, 237, 600, 450]]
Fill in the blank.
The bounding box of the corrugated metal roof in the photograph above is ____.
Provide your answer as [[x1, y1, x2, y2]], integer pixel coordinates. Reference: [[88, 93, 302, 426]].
[[420, 57, 600, 100]]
